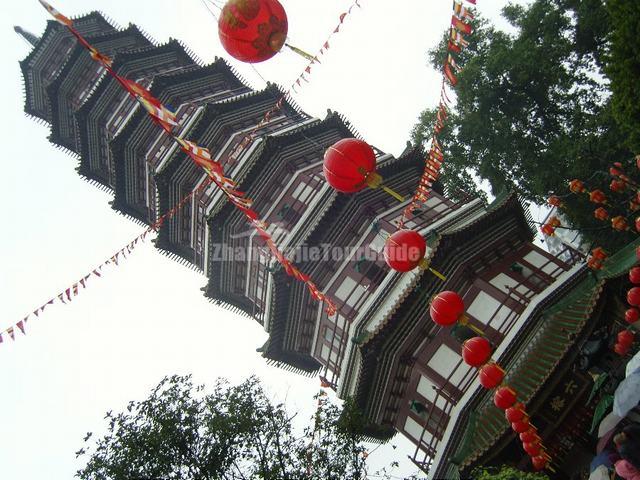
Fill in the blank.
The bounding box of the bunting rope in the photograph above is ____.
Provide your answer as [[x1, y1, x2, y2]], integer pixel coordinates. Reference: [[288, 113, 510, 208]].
[[399, 0, 477, 228], [0, 177, 211, 345], [30, 1, 343, 328]]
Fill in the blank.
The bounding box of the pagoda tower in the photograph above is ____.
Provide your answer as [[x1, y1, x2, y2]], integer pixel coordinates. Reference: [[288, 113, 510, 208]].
[[19, 12, 599, 478]]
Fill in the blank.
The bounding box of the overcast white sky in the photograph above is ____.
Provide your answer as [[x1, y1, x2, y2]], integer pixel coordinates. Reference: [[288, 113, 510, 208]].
[[0, 1, 517, 479]]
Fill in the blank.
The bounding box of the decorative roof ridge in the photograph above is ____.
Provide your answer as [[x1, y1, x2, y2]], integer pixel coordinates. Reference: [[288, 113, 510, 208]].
[[149, 57, 244, 93], [107, 38, 192, 71]]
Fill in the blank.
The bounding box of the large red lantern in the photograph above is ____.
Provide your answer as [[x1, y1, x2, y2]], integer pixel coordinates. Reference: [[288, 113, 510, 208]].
[[430, 291, 465, 327], [636, 216, 640, 232], [512, 417, 531, 433], [628, 287, 640, 306], [625, 308, 639, 325], [594, 207, 609, 221], [478, 363, 504, 389], [612, 216, 629, 231], [383, 230, 426, 272], [494, 386, 517, 410], [323, 138, 404, 201], [524, 441, 542, 457], [610, 179, 626, 193], [505, 403, 526, 423], [569, 179, 585, 193], [589, 189, 607, 204], [462, 337, 492, 367], [520, 429, 540, 444], [218, 0, 288, 63], [630, 267, 640, 284], [323, 139, 376, 193], [618, 330, 635, 348]]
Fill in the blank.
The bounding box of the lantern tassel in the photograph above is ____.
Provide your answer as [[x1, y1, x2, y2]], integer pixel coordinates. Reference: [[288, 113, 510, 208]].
[[459, 315, 484, 336], [365, 172, 405, 202], [417, 259, 446, 280], [285, 43, 316, 62]]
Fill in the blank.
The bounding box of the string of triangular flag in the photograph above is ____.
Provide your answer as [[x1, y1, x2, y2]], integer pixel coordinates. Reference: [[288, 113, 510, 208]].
[[0, 176, 211, 346], [400, 0, 476, 226], [38, 0, 339, 316]]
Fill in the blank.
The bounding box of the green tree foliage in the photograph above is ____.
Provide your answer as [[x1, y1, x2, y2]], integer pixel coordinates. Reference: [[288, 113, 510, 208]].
[[75, 375, 371, 480], [411, 0, 638, 250], [472, 465, 550, 480], [606, 0, 640, 153]]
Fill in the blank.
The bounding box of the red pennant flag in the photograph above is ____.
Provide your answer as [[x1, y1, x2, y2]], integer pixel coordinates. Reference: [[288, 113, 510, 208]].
[[444, 62, 458, 86], [58, 293, 66, 304], [339, 12, 347, 23], [451, 16, 473, 35], [454, 1, 475, 22], [65, 288, 72, 301], [16, 321, 25, 335], [0, 333, 3, 344], [92, 269, 101, 278], [7, 327, 15, 341], [38, 0, 73, 26]]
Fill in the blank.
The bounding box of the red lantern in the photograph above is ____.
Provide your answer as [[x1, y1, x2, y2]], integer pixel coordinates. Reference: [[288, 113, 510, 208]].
[[430, 291, 465, 327], [462, 337, 492, 367], [494, 386, 517, 410], [540, 224, 555, 236], [548, 216, 561, 228], [628, 287, 640, 306], [615, 342, 630, 356], [218, 0, 288, 63], [531, 455, 548, 470], [520, 429, 540, 444], [524, 441, 542, 456], [569, 179, 586, 193], [625, 308, 639, 325], [630, 201, 640, 213], [547, 195, 562, 207], [323, 138, 377, 193], [512, 417, 531, 433], [587, 257, 603, 271], [478, 363, 505, 389], [610, 166, 623, 177], [636, 217, 640, 232], [589, 189, 607, 204], [618, 330, 635, 348], [612, 216, 629, 231], [591, 247, 608, 261], [594, 207, 609, 221], [610, 179, 626, 193], [505, 403, 526, 423], [630, 267, 640, 284], [383, 230, 427, 272]]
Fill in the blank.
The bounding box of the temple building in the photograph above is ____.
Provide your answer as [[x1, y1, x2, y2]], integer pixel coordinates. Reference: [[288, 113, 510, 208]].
[[18, 13, 632, 478]]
